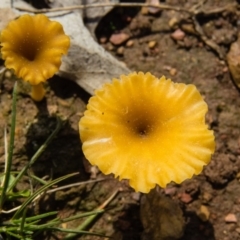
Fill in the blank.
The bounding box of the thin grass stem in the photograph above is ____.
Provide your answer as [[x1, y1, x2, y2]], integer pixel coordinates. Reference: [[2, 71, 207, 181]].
[[12, 211, 58, 223], [0, 82, 18, 209], [30, 209, 104, 230], [20, 208, 27, 235]]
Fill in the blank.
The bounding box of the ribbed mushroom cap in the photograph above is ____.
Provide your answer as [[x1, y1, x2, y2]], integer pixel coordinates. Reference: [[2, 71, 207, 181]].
[[1, 14, 70, 85], [79, 72, 215, 193]]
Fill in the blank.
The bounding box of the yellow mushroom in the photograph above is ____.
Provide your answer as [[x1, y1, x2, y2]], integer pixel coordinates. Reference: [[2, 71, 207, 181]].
[[79, 72, 215, 193], [0, 14, 70, 101]]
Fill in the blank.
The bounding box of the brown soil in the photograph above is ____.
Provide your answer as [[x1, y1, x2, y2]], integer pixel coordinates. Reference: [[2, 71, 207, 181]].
[[1, 0, 240, 240]]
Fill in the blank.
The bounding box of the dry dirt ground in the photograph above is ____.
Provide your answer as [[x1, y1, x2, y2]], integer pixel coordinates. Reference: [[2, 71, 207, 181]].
[[1, 0, 240, 240]]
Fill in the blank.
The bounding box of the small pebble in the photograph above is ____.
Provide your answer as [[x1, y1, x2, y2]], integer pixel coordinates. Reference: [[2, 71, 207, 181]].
[[181, 23, 195, 35], [163, 65, 171, 71], [61, 223, 67, 229], [47, 105, 58, 115], [169, 68, 177, 76], [148, 40, 157, 49], [222, 66, 228, 73], [179, 192, 193, 204], [168, 17, 178, 29], [107, 43, 115, 51], [126, 40, 134, 47], [235, 228, 240, 233], [171, 29, 185, 41], [225, 213, 237, 223], [141, 6, 149, 15], [116, 46, 124, 56], [132, 192, 141, 201], [198, 205, 210, 222], [219, 60, 225, 65], [4, 70, 12, 78], [164, 187, 177, 196], [236, 172, 240, 179], [148, 0, 161, 14], [90, 166, 98, 179], [99, 36, 107, 44], [110, 33, 130, 45], [202, 192, 213, 203]]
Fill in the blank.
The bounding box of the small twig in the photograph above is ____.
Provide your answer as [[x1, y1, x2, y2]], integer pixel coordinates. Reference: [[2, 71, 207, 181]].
[[15, 2, 191, 14], [189, 0, 207, 13], [14, 1, 239, 18], [0, 67, 6, 75], [192, 16, 225, 59], [193, 3, 238, 16], [46, 178, 105, 193], [1, 206, 23, 214]]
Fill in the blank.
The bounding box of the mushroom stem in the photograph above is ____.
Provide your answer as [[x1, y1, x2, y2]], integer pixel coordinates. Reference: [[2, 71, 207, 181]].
[[30, 83, 45, 101]]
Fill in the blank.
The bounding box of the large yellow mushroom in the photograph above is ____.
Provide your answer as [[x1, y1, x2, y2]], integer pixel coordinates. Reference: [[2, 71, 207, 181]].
[[79, 72, 215, 193], [0, 14, 70, 101]]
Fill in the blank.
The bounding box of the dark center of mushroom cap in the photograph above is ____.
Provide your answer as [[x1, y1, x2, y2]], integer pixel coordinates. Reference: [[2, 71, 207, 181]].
[[16, 33, 43, 61], [123, 105, 157, 138], [130, 119, 155, 138]]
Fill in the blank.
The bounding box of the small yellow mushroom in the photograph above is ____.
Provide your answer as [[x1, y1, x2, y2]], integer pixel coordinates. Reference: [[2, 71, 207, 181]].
[[0, 14, 70, 101], [79, 72, 215, 193]]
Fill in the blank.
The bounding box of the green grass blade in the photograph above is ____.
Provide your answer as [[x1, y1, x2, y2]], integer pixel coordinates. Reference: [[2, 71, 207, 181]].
[[24, 210, 104, 238], [29, 210, 104, 230], [20, 208, 27, 235], [0, 82, 18, 209], [29, 174, 48, 185], [12, 172, 78, 220], [12, 211, 58, 224], [5, 231, 22, 239]]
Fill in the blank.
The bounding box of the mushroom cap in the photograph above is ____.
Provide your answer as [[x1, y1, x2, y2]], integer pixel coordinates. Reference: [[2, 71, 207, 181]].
[[0, 14, 70, 85], [79, 72, 215, 193]]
